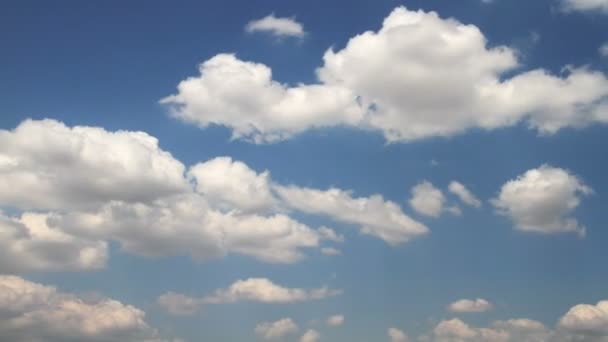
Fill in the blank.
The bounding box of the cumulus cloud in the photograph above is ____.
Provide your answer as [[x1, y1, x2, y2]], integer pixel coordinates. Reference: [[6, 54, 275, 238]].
[[162, 6, 608, 144], [409, 181, 446, 217], [327, 314, 344, 327], [300, 329, 320, 342], [245, 14, 305, 38], [255, 318, 299, 339], [158, 278, 342, 315], [388, 327, 409, 342], [0, 275, 176, 342], [561, 0, 608, 13], [558, 300, 608, 337], [448, 298, 493, 313], [449, 181, 482, 208], [275, 185, 428, 245], [0, 212, 107, 273], [492, 165, 592, 237]]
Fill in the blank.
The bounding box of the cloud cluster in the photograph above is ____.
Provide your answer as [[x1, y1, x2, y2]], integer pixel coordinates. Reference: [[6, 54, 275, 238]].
[[162, 6, 608, 144], [492, 165, 592, 236], [0, 275, 176, 342], [158, 278, 342, 315], [408, 180, 481, 218], [0, 119, 425, 272]]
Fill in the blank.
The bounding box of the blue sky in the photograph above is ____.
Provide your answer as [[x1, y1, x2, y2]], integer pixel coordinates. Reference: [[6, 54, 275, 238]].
[[1, 0, 608, 341]]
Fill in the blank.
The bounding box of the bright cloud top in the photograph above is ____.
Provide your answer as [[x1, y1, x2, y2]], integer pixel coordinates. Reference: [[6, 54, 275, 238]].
[[245, 14, 305, 38], [162, 6, 608, 144], [158, 278, 342, 315], [492, 165, 592, 237]]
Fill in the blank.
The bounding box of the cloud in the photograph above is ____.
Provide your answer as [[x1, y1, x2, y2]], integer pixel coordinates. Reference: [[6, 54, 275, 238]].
[[431, 318, 551, 342], [188, 157, 277, 213], [449, 181, 482, 208], [327, 314, 344, 327], [275, 185, 429, 245], [255, 318, 299, 340], [0, 212, 107, 273], [0, 119, 188, 211], [245, 14, 305, 38], [0, 275, 176, 342], [300, 329, 320, 342], [448, 298, 493, 313], [162, 6, 608, 144], [388, 327, 409, 342], [492, 165, 592, 236], [558, 300, 608, 337], [409, 181, 446, 217], [561, 0, 608, 13], [158, 278, 342, 315]]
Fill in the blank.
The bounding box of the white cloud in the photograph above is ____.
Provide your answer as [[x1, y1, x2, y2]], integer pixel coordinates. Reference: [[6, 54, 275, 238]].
[[448, 298, 493, 313], [561, 0, 608, 13], [0, 275, 176, 342], [327, 314, 344, 327], [246, 14, 305, 38], [449, 181, 482, 208], [431, 318, 552, 342], [162, 6, 608, 144], [300, 329, 320, 342], [158, 278, 342, 315], [558, 300, 608, 337], [492, 165, 592, 236], [0, 119, 188, 211], [188, 156, 276, 213], [0, 212, 107, 273], [388, 327, 409, 342], [255, 318, 299, 340], [275, 185, 428, 245], [409, 181, 446, 217]]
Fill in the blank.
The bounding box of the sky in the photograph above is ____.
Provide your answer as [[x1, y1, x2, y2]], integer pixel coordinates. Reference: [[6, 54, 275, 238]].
[[1, 0, 608, 341]]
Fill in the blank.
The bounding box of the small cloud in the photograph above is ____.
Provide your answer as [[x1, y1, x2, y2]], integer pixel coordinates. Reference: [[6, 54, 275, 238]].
[[245, 14, 305, 38], [600, 42, 608, 57], [327, 314, 345, 327], [448, 298, 493, 313], [321, 247, 342, 256]]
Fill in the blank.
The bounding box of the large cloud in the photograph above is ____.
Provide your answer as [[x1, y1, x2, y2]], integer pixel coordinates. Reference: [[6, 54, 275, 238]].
[[558, 300, 608, 338], [492, 165, 592, 236], [275, 185, 428, 245], [158, 278, 342, 315], [161, 6, 608, 144], [2, 119, 421, 271], [0, 275, 177, 342]]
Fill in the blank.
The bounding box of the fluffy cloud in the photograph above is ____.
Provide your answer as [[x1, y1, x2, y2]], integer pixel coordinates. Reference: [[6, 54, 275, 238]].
[[388, 327, 409, 342], [188, 157, 276, 213], [327, 314, 344, 327], [448, 298, 493, 313], [275, 185, 428, 245], [245, 14, 305, 38], [0, 212, 107, 273], [492, 165, 592, 236], [431, 318, 551, 341], [0, 275, 175, 342], [255, 318, 299, 340], [0, 119, 188, 211], [158, 278, 342, 315], [162, 6, 608, 144], [561, 0, 608, 13], [558, 300, 608, 337], [300, 329, 320, 342], [409, 181, 446, 217], [449, 182, 482, 208]]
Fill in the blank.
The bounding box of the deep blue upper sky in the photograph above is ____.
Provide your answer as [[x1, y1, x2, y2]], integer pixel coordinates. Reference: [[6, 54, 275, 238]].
[[1, 1, 607, 341]]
